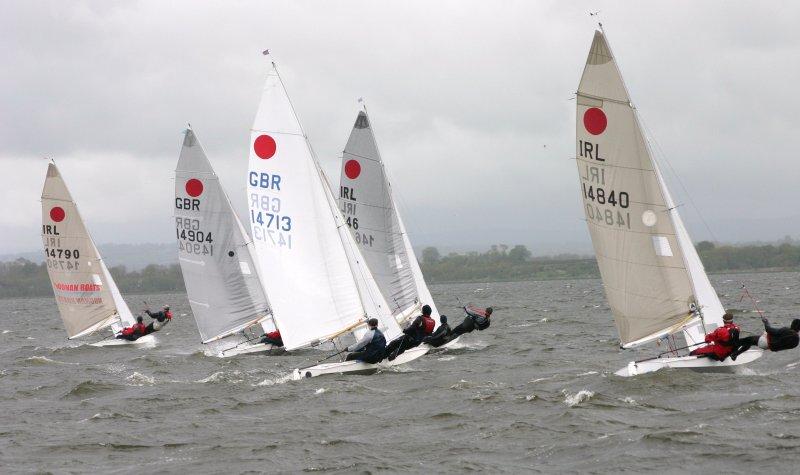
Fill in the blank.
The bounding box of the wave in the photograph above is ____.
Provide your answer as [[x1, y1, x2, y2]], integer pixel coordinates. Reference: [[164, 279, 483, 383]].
[[126, 372, 155, 385], [63, 380, 120, 399], [563, 389, 595, 407], [195, 370, 244, 384], [25, 355, 65, 365]]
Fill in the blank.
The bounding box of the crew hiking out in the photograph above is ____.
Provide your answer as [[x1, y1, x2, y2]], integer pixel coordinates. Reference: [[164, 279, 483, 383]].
[[450, 306, 493, 339], [730, 316, 800, 360], [144, 305, 173, 334]]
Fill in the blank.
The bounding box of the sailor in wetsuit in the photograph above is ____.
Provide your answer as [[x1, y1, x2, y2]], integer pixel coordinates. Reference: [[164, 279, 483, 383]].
[[145, 305, 173, 334], [422, 315, 452, 347], [730, 316, 800, 360], [345, 318, 386, 364], [116, 316, 147, 340], [385, 305, 436, 361], [450, 306, 493, 339]]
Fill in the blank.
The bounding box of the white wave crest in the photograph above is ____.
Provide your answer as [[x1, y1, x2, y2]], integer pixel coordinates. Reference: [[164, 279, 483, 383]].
[[563, 389, 595, 407], [126, 372, 155, 385]]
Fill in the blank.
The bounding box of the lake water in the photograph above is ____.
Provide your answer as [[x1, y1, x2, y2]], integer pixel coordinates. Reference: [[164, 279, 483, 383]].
[[1, 272, 799, 473]]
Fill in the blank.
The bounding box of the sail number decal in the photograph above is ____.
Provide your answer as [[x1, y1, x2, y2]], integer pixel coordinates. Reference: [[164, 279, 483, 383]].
[[579, 151, 631, 230], [42, 225, 81, 271], [175, 217, 214, 256], [340, 186, 375, 247], [248, 172, 292, 249]]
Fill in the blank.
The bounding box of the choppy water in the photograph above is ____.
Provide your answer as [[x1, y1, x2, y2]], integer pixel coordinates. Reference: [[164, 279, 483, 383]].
[[1, 272, 799, 473]]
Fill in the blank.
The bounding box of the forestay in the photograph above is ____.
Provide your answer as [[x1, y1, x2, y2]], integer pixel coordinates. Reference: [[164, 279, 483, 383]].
[[575, 31, 704, 347], [41, 163, 135, 338], [175, 128, 274, 343], [246, 63, 399, 350], [338, 110, 439, 322]]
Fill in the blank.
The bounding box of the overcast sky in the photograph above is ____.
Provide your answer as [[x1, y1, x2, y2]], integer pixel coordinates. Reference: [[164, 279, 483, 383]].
[[2, 0, 798, 257]]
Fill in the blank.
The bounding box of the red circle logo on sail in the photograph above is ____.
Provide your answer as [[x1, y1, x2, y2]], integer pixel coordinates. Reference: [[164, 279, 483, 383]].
[[185, 179, 204, 197], [344, 159, 361, 179], [583, 107, 607, 135], [50, 206, 65, 222], [254, 134, 277, 159]]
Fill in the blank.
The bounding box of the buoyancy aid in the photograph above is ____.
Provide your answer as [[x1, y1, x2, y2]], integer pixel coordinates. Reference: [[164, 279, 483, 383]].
[[363, 328, 386, 361], [702, 322, 740, 359], [421, 315, 435, 335]]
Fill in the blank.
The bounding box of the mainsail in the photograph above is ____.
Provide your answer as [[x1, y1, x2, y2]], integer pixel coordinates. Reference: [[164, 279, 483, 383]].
[[575, 30, 722, 347], [246, 62, 400, 351], [175, 128, 274, 343], [41, 163, 135, 338], [338, 110, 440, 322]]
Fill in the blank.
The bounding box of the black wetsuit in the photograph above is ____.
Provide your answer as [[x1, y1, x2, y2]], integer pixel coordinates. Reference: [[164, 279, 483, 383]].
[[422, 323, 452, 347], [732, 319, 800, 359], [451, 312, 491, 338], [385, 315, 432, 360], [145, 310, 171, 334]]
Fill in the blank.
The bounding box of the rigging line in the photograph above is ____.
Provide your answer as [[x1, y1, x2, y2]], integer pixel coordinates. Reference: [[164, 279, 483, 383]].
[[637, 116, 720, 243]]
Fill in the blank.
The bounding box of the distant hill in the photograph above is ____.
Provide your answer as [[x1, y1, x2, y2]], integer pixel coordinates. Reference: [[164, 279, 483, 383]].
[[0, 243, 178, 271]]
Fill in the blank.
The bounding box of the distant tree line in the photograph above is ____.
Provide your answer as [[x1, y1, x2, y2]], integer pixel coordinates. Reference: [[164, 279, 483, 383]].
[[0, 241, 798, 298], [0, 260, 184, 299]]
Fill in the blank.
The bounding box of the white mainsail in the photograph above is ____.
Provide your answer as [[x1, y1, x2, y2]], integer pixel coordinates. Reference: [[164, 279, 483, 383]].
[[246, 62, 400, 351], [41, 162, 135, 339], [175, 128, 275, 344], [338, 109, 440, 322], [575, 30, 721, 348]]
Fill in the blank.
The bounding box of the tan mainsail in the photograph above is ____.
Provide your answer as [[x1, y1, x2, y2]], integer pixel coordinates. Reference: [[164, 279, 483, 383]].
[[576, 31, 698, 346], [41, 163, 132, 338]]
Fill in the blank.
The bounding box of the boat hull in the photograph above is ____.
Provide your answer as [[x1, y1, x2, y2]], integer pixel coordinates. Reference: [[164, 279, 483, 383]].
[[90, 333, 157, 347], [291, 345, 429, 380], [615, 349, 763, 377]]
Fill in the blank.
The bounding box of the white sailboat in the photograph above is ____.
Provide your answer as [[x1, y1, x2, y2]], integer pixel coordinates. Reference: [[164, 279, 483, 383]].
[[338, 108, 459, 348], [245, 60, 430, 378], [575, 30, 761, 376], [175, 127, 279, 357], [41, 162, 155, 346]]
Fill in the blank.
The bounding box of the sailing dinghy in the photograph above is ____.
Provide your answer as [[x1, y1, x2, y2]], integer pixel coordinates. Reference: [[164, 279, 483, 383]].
[[175, 128, 279, 357], [337, 108, 458, 350], [245, 61, 430, 378], [41, 162, 155, 346], [574, 30, 761, 376]]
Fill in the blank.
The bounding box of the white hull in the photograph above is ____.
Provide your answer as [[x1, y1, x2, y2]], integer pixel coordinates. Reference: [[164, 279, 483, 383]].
[[209, 342, 282, 358], [291, 345, 429, 380], [91, 334, 157, 347], [615, 349, 763, 377]]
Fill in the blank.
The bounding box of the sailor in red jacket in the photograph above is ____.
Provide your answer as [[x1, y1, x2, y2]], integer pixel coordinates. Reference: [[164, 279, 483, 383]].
[[116, 316, 147, 341], [259, 329, 283, 347], [689, 313, 740, 361]]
